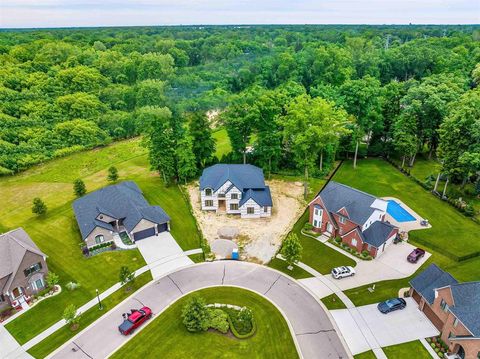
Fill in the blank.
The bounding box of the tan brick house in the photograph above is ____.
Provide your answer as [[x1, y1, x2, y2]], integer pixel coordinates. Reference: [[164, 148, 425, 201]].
[[410, 264, 480, 359], [0, 228, 48, 310], [308, 181, 399, 258]]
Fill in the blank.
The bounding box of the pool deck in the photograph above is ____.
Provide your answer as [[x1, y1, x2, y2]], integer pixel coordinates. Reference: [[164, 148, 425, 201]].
[[381, 197, 431, 236]]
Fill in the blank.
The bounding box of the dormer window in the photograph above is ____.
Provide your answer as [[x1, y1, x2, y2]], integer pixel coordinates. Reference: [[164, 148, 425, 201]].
[[339, 216, 346, 224], [205, 188, 212, 196]]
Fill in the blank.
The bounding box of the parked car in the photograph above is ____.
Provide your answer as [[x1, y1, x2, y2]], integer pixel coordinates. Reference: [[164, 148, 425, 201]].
[[377, 298, 407, 314], [407, 248, 425, 263], [331, 266, 355, 279], [118, 306, 152, 335]]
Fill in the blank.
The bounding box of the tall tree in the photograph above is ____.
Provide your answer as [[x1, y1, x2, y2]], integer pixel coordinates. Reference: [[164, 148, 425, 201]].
[[187, 112, 215, 168], [175, 132, 197, 183]]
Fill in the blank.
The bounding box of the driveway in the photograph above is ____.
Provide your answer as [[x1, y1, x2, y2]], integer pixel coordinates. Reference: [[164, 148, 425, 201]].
[[136, 232, 193, 279], [0, 325, 33, 359], [48, 261, 349, 359], [326, 241, 431, 291], [330, 297, 439, 355]]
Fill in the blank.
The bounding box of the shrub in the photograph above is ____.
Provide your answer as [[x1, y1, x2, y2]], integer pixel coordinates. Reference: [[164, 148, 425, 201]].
[[435, 348, 440, 353], [63, 304, 80, 330], [46, 272, 60, 288], [361, 250, 369, 256], [107, 166, 119, 182], [303, 222, 314, 231], [182, 296, 209, 332], [73, 179, 86, 197], [208, 309, 229, 334], [32, 197, 47, 216], [66, 282, 81, 291], [334, 236, 342, 243], [119, 266, 135, 290], [281, 233, 302, 267]]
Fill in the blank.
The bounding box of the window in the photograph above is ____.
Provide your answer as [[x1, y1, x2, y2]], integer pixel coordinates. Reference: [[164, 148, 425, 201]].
[[440, 299, 449, 312], [247, 207, 254, 214], [24, 262, 42, 277], [218, 193, 225, 198], [453, 318, 459, 327], [204, 200, 213, 207], [264, 206, 268, 213], [231, 193, 238, 200], [230, 203, 239, 211], [313, 220, 319, 227], [339, 216, 346, 224], [351, 238, 357, 246], [34, 278, 45, 290], [95, 234, 104, 244], [205, 188, 212, 196]]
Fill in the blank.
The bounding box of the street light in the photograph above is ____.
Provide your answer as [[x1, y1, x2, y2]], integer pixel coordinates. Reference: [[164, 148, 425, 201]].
[[96, 289, 103, 310]]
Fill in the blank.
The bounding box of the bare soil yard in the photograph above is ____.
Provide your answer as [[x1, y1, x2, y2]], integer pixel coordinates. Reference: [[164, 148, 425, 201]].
[[187, 180, 305, 263]]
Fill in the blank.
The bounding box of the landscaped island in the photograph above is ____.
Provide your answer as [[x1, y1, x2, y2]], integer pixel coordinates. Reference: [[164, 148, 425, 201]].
[[110, 287, 299, 359]]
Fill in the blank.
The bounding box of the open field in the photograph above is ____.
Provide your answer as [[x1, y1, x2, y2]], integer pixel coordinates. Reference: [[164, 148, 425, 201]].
[[187, 179, 305, 263], [27, 271, 153, 358], [3, 138, 201, 343], [110, 287, 299, 359]]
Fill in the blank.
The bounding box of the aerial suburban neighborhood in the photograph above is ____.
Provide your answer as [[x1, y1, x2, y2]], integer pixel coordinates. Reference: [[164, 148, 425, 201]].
[[0, 3, 479, 359]]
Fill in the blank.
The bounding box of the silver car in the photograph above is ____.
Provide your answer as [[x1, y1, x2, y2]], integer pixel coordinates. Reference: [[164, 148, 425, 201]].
[[331, 266, 356, 279]]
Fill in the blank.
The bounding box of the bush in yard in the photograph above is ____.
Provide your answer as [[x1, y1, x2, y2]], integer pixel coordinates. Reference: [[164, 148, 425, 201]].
[[334, 236, 342, 243], [32, 197, 47, 216], [73, 178, 86, 197], [66, 282, 81, 291], [208, 309, 229, 334], [46, 272, 60, 289], [431, 343, 436, 349], [107, 166, 119, 182], [182, 296, 209, 332], [281, 233, 302, 269], [119, 266, 135, 291], [361, 250, 369, 256], [303, 222, 313, 231], [63, 304, 80, 331]]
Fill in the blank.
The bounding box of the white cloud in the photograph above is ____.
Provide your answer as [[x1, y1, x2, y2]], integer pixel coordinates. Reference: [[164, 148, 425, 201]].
[[1, 0, 478, 28]]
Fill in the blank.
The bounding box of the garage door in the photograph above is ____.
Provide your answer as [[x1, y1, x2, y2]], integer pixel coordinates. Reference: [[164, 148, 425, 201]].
[[133, 227, 156, 241], [158, 223, 168, 233]]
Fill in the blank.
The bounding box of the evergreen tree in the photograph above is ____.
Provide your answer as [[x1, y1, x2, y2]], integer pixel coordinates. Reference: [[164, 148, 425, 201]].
[[32, 197, 47, 216], [73, 179, 86, 197], [107, 166, 119, 182], [181, 296, 210, 332]]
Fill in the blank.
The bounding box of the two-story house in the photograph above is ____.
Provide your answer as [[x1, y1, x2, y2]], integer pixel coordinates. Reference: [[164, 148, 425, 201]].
[[308, 181, 398, 258], [199, 164, 272, 219], [410, 264, 480, 359], [0, 228, 49, 311]]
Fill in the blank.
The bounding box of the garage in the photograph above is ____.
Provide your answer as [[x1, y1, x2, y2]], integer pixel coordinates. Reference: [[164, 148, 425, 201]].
[[157, 223, 168, 233], [133, 227, 156, 241]]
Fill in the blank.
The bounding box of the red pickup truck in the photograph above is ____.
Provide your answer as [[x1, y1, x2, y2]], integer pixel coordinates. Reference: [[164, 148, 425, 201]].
[[118, 307, 152, 335]]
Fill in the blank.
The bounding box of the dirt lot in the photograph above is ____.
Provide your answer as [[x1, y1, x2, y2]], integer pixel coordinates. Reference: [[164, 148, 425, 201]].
[[187, 180, 305, 263]]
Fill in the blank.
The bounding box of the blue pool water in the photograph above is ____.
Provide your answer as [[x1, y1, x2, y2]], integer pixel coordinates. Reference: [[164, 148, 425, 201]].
[[386, 200, 416, 222]]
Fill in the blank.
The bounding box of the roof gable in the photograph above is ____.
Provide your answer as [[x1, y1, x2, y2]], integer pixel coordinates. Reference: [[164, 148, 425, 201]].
[[318, 181, 380, 225], [200, 164, 266, 192], [362, 221, 396, 248], [449, 282, 480, 337], [239, 186, 273, 207], [409, 264, 458, 305]]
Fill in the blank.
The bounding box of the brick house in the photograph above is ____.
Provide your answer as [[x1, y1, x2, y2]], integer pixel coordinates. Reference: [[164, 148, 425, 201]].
[[410, 264, 480, 359], [308, 181, 398, 258], [0, 228, 49, 311]]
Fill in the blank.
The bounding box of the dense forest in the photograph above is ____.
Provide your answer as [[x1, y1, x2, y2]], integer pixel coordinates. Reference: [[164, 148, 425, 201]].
[[0, 25, 479, 192]]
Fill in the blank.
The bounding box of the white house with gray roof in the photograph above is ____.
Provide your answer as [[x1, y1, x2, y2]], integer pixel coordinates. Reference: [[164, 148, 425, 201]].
[[73, 181, 170, 248], [199, 164, 272, 218]]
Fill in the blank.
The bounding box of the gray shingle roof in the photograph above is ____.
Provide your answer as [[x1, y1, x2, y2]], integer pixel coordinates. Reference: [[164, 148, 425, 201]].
[[199, 164, 266, 191], [0, 228, 46, 293], [409, 264, 458, 304], [72, 181, 170, 240], [239, 186, 273, 207], [362, 221, 396, 248], [449, 282, 480, 337], [319, 181, 378, 225]]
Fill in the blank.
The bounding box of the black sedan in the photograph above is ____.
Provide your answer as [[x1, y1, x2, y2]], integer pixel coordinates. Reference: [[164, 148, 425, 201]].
[[377, 298, 407, 314]]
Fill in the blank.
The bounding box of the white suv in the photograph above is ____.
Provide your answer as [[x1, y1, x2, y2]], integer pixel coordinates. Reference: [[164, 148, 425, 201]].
[[331, 266, 355, 279]]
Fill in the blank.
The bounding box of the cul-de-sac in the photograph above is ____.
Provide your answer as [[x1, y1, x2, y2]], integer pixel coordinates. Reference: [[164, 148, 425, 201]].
[[1, 17, 479, 359]]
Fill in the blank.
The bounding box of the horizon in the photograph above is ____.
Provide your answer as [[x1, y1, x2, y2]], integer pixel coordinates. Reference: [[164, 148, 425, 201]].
[[1, 0, 478, 29]]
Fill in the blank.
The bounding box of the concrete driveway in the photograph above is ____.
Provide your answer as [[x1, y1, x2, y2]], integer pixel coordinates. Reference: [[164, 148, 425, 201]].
[[327, 241, 431, 291], [330, 297, 439, 355], [48, 261, 349, 359], [136, 232, 193, 279], [0, 325, 33, 359]]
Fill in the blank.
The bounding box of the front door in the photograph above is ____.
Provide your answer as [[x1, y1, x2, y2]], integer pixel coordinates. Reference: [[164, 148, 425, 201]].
[[12, 287, 22, 298], [327, 223, 333, 233]]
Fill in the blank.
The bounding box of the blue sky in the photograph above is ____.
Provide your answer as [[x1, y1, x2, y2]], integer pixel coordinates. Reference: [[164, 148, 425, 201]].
[[1, 0, 478, 28]]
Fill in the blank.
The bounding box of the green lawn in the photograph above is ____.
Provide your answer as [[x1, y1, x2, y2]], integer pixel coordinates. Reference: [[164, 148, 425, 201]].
[[27, 271, 153, 359], [289, 211, 356, 274], [267, 258, 313, 279], [334, 158, 480, 262], [110, 287, 299, 359], [321, 293, 347, 310], [212, 128, 232, 159], [383, 340, 431, 359], [354, 350, 377, 359], [3, 138, 202, 343]]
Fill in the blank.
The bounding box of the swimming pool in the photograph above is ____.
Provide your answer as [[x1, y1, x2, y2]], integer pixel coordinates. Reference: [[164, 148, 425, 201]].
[[386, 200, 416, 222]]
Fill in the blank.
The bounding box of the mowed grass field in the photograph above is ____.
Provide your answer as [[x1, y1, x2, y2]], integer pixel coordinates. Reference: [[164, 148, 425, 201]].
[[2, 138, 201, 343], [212, 128, 232, 159], [111, 287, 299, 359], [334, 158, 480, 262]]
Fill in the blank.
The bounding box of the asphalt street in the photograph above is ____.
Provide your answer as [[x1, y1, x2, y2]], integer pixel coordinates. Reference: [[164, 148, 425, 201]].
[[49, 261, 350, 359]]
